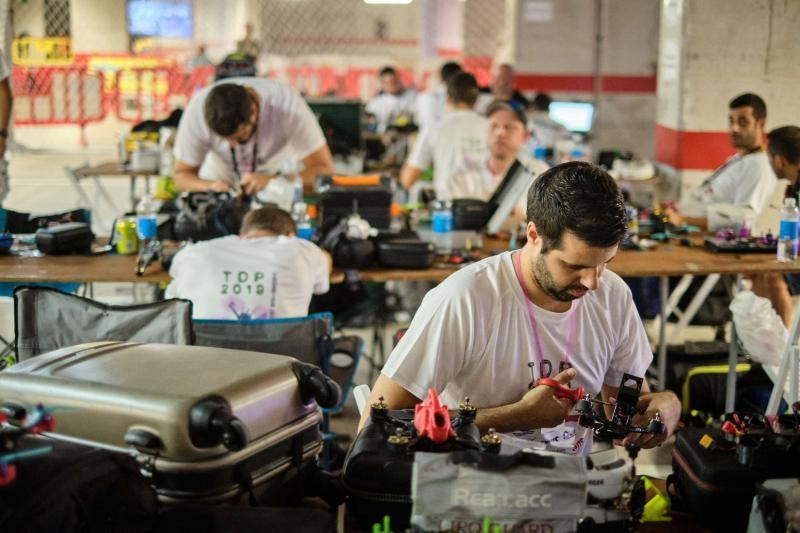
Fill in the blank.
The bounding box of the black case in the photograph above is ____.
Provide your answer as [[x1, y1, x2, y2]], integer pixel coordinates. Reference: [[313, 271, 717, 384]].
[[452, 198, 489, 230], [671, 425, 800, 532], [315, 174, 393, 231], [377, 239, 436, 269], [342, 409, 481, 532], [35, 222, 93, 255]]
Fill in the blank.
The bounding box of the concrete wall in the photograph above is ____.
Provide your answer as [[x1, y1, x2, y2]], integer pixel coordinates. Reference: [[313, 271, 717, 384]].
[[70, 0, 127, 53], [656, 0, 800, 196], [513, 0, 660, 160]]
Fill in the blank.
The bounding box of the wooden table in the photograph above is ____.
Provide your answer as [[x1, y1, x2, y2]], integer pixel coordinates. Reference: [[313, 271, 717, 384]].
[[2, 242, 798, 396]]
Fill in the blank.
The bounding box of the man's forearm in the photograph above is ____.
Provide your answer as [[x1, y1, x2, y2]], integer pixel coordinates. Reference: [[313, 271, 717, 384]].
[[175, 171, 212, 192], [475, 401, 536, 433]]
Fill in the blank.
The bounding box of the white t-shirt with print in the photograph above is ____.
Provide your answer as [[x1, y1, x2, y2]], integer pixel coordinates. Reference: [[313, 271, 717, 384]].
[[165, 235, 329, 320], [174, 77, 326, 185], [382, 251, 652, 454], [408, 109, 489, 201]]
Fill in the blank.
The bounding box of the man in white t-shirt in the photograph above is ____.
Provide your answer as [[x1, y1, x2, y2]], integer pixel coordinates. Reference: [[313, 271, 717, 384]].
[[362, 162, 680, 454], [0, 52, 12, 204], [400, 71, 488, 201], [165, 206, 331, 320], [415, 61, 461, 132], [668, 93, 776, 229], [365, 66, 417, 133], [173, 78, 334, 195]]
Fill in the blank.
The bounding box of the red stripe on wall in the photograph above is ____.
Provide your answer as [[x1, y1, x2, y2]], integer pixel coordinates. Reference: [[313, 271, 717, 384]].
[[514, 74, 656, 94], [655, 124, 734, 170]]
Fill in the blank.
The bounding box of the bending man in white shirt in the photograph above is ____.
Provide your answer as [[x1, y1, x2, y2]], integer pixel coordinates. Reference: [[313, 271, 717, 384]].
[[166, 206, 331, 320], [173, 78, 334, 195], [362, 162, 680, 455]]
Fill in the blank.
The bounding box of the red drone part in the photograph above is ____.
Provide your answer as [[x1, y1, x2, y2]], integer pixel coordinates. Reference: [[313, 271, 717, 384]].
[[414, 388, 455, 444]]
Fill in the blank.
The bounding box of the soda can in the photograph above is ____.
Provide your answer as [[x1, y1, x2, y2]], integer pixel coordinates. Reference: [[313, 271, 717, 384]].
[[116, 217, 139, 255]]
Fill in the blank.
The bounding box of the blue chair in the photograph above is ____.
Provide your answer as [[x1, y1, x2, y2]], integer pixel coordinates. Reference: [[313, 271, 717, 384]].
[[192, 312, 363, 469]]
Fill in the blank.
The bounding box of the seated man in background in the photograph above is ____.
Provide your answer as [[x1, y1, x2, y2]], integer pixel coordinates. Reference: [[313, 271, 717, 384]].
[[365, 66, 417, 133], [400, 71, 488, 201], [752, 126, 800, 325], [415, 61, 462, 131], [667, 93, 776, 229], [476, 63, 529, 114], [173, 79, 334, 195], [362, 162, 681, 454], [166, 206, 331, 320]]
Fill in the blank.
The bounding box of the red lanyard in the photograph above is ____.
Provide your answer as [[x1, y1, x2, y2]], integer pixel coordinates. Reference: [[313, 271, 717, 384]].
[[513, 251, 580, 369]]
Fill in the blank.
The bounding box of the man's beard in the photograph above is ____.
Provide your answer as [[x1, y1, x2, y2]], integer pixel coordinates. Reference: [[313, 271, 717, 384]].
[[531, 253, 588, 303], [731, 131, 757, 150]]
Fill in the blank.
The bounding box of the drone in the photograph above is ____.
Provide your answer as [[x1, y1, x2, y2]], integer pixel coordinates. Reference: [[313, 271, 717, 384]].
[[370, 388, 501, 454], [0, 403, 56, 486], [574, 373, 664, 442]]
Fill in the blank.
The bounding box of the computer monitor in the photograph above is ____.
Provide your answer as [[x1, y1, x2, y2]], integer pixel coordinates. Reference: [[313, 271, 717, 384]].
[[127, 0, 193, 38], [306, 98, 363, 156], [549, 101, 595, 133], [485, 160, 535, 235]]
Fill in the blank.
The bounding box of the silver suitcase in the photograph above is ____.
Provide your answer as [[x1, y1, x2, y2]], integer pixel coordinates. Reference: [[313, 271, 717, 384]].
[[0, 341, 339, 504]]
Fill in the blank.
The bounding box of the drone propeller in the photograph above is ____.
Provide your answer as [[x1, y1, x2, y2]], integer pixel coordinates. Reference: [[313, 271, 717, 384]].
[[0, 445, 53, 465]]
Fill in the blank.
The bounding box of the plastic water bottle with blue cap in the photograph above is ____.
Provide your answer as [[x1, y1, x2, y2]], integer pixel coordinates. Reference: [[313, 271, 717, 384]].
[[431, 200, 453, 254], [778, 197, 799, 262], [291, 202, 313, 240], [135, 194, 158, 242]]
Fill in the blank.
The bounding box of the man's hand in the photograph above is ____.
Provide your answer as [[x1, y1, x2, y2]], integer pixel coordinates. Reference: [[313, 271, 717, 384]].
[[622, 390, 681, 449], [663, 206, 684, 227], [240, 172, 271, 195], [207, 179, 232, 193], [517, 367, 578, 429]]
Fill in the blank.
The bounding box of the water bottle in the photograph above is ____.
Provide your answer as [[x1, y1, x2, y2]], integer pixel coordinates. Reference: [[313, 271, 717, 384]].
[[291, 202, 313, 240], [777, 198, 799, 262], [431, 200, 453, 254], [135, 194, 158, 243]]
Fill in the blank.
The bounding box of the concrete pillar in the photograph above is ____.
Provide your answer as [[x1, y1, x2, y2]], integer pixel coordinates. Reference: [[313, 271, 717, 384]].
[[655, 0, 800, 199]]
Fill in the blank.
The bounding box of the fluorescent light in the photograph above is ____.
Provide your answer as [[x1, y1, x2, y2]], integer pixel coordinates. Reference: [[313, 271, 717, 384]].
[[363, 0, 413, 4]]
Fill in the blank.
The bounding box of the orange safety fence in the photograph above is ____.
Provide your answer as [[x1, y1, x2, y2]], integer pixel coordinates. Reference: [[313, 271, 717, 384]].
[[10, 66, 105, 125]]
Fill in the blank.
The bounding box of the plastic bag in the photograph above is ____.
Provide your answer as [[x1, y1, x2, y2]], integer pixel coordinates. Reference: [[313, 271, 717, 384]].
[[730, 290, 788, 365]]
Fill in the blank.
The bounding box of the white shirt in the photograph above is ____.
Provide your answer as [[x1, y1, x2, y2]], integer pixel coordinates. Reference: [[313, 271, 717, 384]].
[[415, 85, 447, 131], [682, 151, 776, 218], [383, 252, 652, 453], [365, 89, 417, 132], [408, 109, 489, 201], [165, 235, 330, 320], [174, 77, 326, 185]]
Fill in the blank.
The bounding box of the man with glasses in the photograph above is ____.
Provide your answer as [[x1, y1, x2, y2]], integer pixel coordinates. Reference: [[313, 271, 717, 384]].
[[173, 79, 334, 195]]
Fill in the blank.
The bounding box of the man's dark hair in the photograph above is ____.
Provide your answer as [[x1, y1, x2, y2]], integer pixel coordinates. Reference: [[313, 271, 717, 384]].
[[729, 93, 767, 121], [204, 83, 252, 136], [240, 206, 296, 236], [527, 161, 627, 251], [440, 61, 462, 84], [447, 72, 479, 107], [530, 93, 553, 112], [768, 126, 800, 165], [379, 66, 397, 77]]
